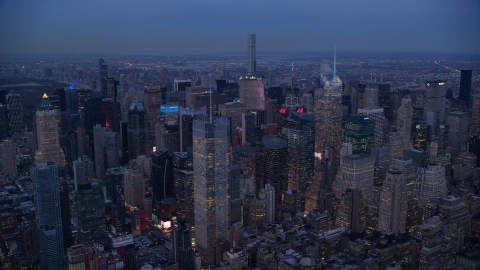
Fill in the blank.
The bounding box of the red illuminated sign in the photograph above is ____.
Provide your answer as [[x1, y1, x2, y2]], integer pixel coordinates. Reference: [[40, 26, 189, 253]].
[[296, 107, 304, 113], [279, 108, 287, 114]]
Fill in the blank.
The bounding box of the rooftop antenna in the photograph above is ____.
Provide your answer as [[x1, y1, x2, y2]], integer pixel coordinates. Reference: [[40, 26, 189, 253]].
[[375, 73, 377, 82], [381, 74, 383, 83], [332, 45, 337, 85], [370, 72, 373, 82]]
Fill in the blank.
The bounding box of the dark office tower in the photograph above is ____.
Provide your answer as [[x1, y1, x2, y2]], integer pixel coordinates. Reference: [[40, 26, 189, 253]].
[[335, 189, 365, 233], [173, 152, 193, 221], [256, 136, 288, 220], [459, 70, 472, 109], [282, 112, 315, 194], [98, 58, 108, 95], [75, 181, 107, 245], [424, 80, 447, 122], [342, 94, 351, 116], [179, 113, 193, 152], [471, 95, 480, 135], [65, 129, 78, 174], [59, 180, 74, 250], [82, 97, 114, 155], [128, 102, 151, 160], [344, 115, 375, 155], [105, 168, 124, 204], [364, 82, 379, 108], [144, 85, 163, 130], [242, 112, 262, 146], [247, 34, 256, 75], [357, 83, 366, 109], [403, 148, 428, 170], [173, 222, 194, 269], [6, 94, 24, 139], [31, 161, 65, 270], [53, 87, 66, 112], [378, 83, 391, 121], [468, 134, 480, 167], [109, 203, 126, 235], [0, 104, 7, 140], [151, 147, 171, 207], [106, 77, 118, 101], [0, 88, 6, 104]]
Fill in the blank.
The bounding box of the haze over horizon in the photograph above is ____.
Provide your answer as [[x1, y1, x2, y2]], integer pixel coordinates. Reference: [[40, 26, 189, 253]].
[[1, 0, 479, 56]]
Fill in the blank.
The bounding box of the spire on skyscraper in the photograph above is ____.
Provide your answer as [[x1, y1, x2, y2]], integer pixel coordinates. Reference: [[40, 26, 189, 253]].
[[40, 93, 53, 110]]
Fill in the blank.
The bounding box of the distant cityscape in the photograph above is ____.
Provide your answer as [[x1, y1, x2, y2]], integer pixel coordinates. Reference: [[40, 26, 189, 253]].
[[0, 33, 479, 270]]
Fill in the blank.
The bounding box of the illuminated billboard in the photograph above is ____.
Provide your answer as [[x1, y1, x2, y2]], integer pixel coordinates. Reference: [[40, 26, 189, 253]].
[[160, 105, 179, 114]]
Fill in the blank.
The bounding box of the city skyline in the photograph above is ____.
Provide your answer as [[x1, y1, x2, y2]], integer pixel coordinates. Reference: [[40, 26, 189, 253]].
[[1, 0, 479, 56]]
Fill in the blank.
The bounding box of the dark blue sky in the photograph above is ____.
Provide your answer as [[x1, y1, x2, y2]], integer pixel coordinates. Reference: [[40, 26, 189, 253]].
[[1, 0, 479, 55]]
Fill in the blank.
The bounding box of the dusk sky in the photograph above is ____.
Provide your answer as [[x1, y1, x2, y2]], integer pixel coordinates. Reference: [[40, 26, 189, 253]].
[[1, 0, 479, 56]]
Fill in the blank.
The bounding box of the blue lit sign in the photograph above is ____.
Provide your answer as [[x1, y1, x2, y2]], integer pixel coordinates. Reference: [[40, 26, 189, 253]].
[[69, 82, 76, 89], [160, 105, 179, 114]]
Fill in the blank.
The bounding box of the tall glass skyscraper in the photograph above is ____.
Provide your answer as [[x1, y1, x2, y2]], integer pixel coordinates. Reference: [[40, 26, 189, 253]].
[[281, 112, 315, 193], [459, 70, 472, 109], [247, 34, 256, 75], [344, 115, 375, 155], [6, 94, 24, 139], [98, 58, 108, 96], [128, 102, 151, 160], [75, 181, 107, 244], [193, 115, 229, 265], [32, 161, 65, 270]]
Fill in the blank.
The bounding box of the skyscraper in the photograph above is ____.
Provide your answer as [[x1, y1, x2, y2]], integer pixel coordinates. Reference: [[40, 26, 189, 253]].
[[378, 170, 407, 235], [238, 76, 264, 110], [398, 96, 413, 150], [193, 115, 229, 265], [281, 112, 315, 193], [76, 181, 107, 244], [459, 70, 472, 109], [0, 139, 17, 178], [6, 94, 24, 139], [358, 108, 385, 148], [93, 124, 107, 179], [423, 80, 447, 123], [73, 156, 93, 190], [151, 147, 171, 207], [314, 81, 343, 157], [344, 115, 375, 155], [255, 136, 288, 220], [32, 161, 65, 270], [446, 111, 470, 156], [172, 152, 193, 216], [123, 169, 145, 209], [416, 164, 447, 204], [471, 95, 480, 135], [0, 104, 8, 140], [339, 154, 375, 203], [128, 102, 151, 160], [99, 58, 108, 95], [335, 189, 365, 233], [35, 93, 66, 167], [144, 85, 163, 130], [364, 82, 379, 109], [378, 83, 392, 122], [174, 222, 194, 270], [247, 34, 256, 75]]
